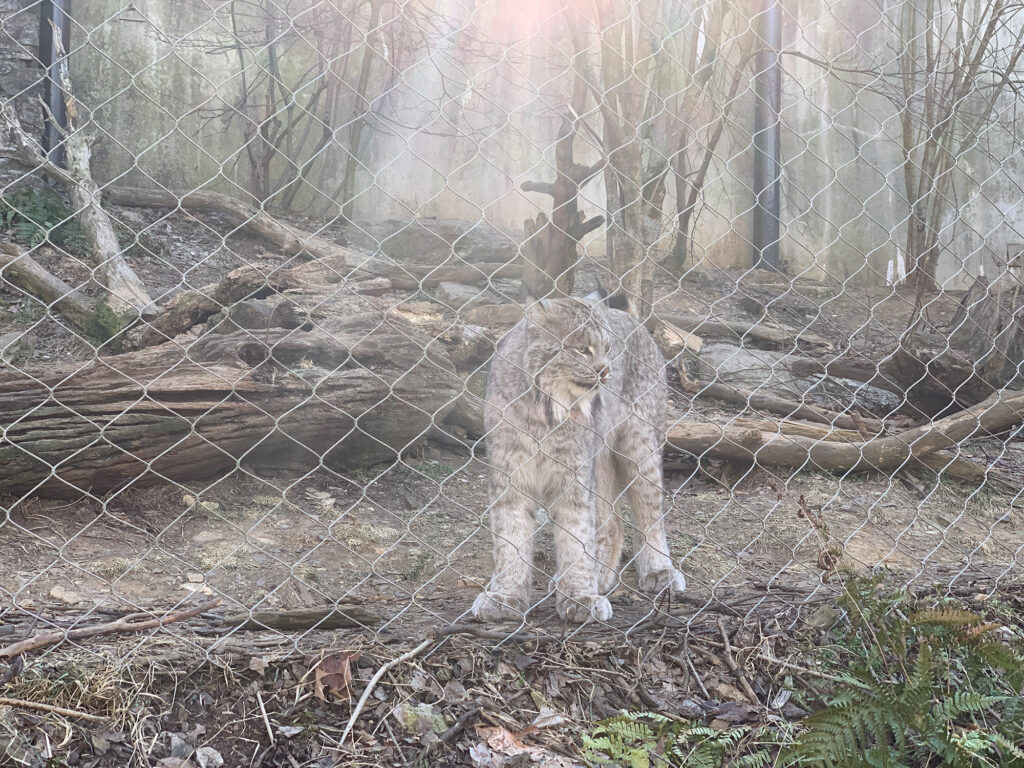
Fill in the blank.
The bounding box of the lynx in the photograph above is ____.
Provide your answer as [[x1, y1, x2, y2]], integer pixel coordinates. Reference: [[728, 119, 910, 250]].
[[471, 296, 686, 623]]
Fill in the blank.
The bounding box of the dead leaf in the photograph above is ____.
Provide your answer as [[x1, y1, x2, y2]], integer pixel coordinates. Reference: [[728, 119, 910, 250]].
[[248, 657, 269, 675], [530, 706, 566, 730], [313, 651, 361, 701], [477, 725, 536, 756], [715, 681, 750, 704], [713, 700, 759, 724]]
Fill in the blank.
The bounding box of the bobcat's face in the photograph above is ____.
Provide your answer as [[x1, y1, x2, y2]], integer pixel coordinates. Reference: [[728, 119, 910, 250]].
[[524, 299, 612, 419]]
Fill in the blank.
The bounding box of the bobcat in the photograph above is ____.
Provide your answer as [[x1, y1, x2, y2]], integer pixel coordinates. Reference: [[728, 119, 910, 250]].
[[471, 296, 686, 623]]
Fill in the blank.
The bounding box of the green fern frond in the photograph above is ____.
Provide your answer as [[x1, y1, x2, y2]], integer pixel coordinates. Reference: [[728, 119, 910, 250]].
[[910, 607, 984, 627]]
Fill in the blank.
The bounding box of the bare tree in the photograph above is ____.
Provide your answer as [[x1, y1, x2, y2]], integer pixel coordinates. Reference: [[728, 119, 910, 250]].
[[891, 0, 1024, 290], [565, 0, 750, 317], [666, 1, 753, 269]]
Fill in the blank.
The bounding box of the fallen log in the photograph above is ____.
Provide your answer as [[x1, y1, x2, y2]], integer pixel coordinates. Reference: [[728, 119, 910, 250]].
[[683, 378, 883, 433], [105, 186, 358, 270], [371, 261, 522, 291], [0, 242, 101, 335], [729, 416, 1014, 487], [914, 451, 1020, 490], [661, 312, 833, 351], [668, 388, 1024, 473], [0, 306, 461, 497]]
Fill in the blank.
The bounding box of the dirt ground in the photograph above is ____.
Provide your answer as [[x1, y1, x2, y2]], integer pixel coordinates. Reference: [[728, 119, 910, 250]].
[[1, 209, 1023, 766]]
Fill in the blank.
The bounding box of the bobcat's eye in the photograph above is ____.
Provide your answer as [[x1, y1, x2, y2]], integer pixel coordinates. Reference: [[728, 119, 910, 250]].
[[586, 345, 597, 358]]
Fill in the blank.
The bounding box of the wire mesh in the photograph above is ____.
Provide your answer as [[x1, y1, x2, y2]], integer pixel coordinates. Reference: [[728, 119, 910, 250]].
[[0, 0, 1022, 707]]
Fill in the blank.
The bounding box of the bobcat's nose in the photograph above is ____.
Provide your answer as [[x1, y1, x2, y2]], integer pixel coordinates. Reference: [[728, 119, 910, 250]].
[[597, 364, 611, 382]]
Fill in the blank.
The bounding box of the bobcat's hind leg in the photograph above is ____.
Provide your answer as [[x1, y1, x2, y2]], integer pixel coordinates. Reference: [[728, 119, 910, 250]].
[[620, 446, 686, 596], [594, 450, 624, 595], [472, 485, 536, 621]]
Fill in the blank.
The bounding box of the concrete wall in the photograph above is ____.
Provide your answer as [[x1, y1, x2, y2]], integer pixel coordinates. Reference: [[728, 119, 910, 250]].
[[2, 0, 1023, 287]]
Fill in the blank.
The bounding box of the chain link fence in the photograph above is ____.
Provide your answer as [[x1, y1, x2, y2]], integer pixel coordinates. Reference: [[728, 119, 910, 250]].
[[0, 0, 1023, 761]]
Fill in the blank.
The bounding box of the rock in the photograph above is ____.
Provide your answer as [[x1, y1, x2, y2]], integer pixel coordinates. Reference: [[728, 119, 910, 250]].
[[194, 746, 224, 768], [392, 701, 447, 733], [348, 218, 517, 266], [0, 330, 31, 364], [435, 281, 498, 311], [49, 585, 84, 605], [169, 734, 193, 759]]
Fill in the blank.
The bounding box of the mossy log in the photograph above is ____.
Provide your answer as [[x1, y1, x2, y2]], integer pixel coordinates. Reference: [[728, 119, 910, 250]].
[[0, 308, 461, 498]]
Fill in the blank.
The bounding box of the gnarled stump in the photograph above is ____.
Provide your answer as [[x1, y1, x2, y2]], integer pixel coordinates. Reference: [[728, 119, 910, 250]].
[[0, 308, 460, 497]]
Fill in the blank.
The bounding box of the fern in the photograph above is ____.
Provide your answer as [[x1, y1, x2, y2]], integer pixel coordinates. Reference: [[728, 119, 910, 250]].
[[583, 712, 774, 767], [783, 575, 1024, 768], [0, 186, 90, 254]]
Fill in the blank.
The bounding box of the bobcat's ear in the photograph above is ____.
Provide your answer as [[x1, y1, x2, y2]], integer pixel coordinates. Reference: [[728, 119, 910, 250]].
[[526, 298, 555, 325]]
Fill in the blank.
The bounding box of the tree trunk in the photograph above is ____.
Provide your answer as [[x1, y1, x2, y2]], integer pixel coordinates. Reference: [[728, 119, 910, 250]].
[[0, 307, 461, 498], [520, 113, 603, 299], [53, 45, 154, 318]]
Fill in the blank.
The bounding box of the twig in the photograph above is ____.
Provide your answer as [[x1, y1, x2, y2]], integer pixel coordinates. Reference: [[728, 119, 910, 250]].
[[430, 623, 543, 643], [0, 696, 106, 722], [256, 689, 275, 746], [717, 619, 760, 705], [0, 599, 222, 659], [756, 652, 870, 688], [684, 650, 710, 699], [422, 705, 482, 758], [340, 638, 432, 745]]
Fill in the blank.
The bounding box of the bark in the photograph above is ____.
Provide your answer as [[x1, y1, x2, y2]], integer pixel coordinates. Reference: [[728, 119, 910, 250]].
[[0, 309, 461, 498], [219, 606, 380, 631]]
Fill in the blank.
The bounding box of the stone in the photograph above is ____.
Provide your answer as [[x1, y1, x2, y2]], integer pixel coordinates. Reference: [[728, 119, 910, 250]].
[[0, 330, 31, 363]]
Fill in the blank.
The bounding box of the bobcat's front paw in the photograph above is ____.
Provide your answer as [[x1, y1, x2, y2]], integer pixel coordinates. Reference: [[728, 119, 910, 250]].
[[557, 594, 613, 623], [638, 567, 687, 595], [471, 590, 527, 621]]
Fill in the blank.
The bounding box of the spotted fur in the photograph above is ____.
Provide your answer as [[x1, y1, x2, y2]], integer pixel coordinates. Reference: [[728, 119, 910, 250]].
[[471, 297, 686, 624]]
